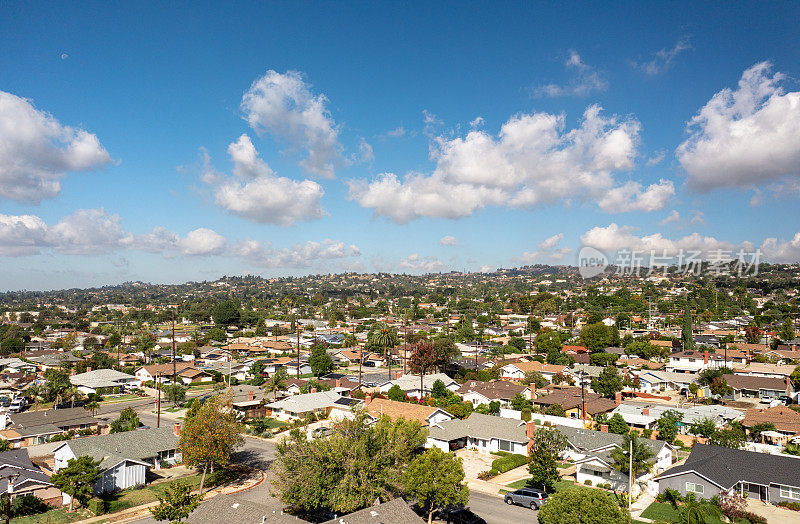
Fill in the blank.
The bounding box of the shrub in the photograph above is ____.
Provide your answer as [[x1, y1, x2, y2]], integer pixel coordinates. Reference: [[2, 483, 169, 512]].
[[642, 428, 653, 439], [477, 470, 497, 480], [603, 483, 612, 490], [521, 408, 531, 421], [491, 453, 528, 473], [744, 512, 767, 524], [777, 501, 800, 511], [655, 488, 683, 504], [584, 479, 592, 485], [10, 495, 49, 517], [87, 498, 106, 515]]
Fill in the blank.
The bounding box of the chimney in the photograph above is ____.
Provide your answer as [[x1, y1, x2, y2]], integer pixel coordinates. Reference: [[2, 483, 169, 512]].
[[600, 424, 609, 433], [614, 391, 622, 406], [530, 387, 536, 401], [365, 395, 372, 406], [86, 366, 92, 373], [310, 387, 317, 393], [704, 350, 709, 365], [642, 408, 649, 416], [248, 390, 254, 401], [526, 421, 536, 439], [336, 379, 342, 388], [173, 423, 181, 437]]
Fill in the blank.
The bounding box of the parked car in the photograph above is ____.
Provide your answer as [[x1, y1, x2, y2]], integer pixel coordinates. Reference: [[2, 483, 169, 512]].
[[312, 427, 332, 439], [0, 397, 10, 408], [504, 488, 548, 509], [7, 397, 26, 413], [439, 507, 487, 524]]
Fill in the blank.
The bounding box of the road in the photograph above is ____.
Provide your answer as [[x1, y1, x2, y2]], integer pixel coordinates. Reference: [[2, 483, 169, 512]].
[[468, 491, 538, 524]]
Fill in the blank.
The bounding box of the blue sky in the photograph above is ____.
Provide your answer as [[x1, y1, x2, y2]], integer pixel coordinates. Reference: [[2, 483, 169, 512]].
[[1, 1, 799, 290]]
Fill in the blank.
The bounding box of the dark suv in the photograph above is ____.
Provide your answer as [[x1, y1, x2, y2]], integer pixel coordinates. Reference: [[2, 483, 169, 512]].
[[504, 488, 548, 509]]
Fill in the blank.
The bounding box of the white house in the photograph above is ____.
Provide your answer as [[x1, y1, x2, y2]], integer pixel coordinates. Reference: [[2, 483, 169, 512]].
[[266, 390, 361, 421], [378, 373, 459, 399], [426, 413, 531, 455], [70, 369, 140, 395], [500, 362, 565, 382]]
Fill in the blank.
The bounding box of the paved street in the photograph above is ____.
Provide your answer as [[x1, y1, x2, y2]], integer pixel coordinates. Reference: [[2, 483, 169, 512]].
[[468, 491, 538, 524]]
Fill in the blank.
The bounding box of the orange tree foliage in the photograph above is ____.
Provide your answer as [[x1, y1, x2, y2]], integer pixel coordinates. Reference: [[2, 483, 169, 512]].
[[179, 391, 244, 471]]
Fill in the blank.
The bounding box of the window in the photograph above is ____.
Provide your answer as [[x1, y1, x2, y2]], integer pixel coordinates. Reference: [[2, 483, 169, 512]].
[[499, 440, 512, 452], [686, 482, 704, 494], [780, 486, 800, 500]]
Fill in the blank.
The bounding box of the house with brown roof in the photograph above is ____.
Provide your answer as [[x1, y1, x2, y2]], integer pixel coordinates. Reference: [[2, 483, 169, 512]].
[[721, 374, 792, 401], [457, 380, 527, 407], [134, 362, 194, 383], [532, 386, 617, 418], [177, 368, 214, 385], [364, 397, 452, 426], [741, 406, 800, 442]]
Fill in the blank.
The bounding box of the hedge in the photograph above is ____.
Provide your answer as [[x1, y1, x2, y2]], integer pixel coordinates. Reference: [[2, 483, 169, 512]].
[[491, 453, 528, 474]]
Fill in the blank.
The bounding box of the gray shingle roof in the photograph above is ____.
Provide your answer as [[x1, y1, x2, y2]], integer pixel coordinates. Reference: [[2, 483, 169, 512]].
[[428, 413, 527, 444], [58, 426, 179, 469], [322, 498, 423, 524], [556, 425, 667, 458], [0, 449, 52, 494], [660, 444, 800, 489]]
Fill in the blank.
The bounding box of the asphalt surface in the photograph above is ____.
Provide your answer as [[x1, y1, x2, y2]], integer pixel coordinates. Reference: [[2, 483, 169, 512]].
[[468, 491, 539, 524]]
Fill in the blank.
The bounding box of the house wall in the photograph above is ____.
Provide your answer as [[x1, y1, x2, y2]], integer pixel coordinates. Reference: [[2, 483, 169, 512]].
[[575, 461, 626, 491], [428, 411, 452, 426], [769, 484, 800, 504], [465, 436, 527, 455], [95, 461, 146, 493], [426, 437, 450, 452], [658, 471, 723, 500]]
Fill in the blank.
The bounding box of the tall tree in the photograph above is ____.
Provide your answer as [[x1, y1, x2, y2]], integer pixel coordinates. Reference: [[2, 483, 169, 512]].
[[179, 392, 243, 493], [610, 433, 654, 482], [409, 341, 438, 396], [50, 456, 101, 511], [527, 426, 567, 492], [110, 407, 141, 433], [403, 448, 469, 524], [656, 410, 683, 443], [682, 301, 694, 351], [538, 487, 631, 524], [150, 480, 202, 523], [591, 366, 623, 398]]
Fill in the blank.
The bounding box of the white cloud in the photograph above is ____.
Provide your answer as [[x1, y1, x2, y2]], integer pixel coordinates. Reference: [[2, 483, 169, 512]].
[[479, 265, 494, 273], [439, 235, 459, 246], [48, 209, 134, 255], [60, 53, 68, 60], [241, 70, 341, 178], [634, 37, 691, 75], [233, 239, 360, 268], [597, 179, 675, 212], [536, 50, 608, 97], [760, 233, 800, 263], [176, 228, 227, 256], [0, 91, 111, 203], [386, 126, 406, 138], [646, 150, 666, 166], [677, 62, 800, 192], [358, 138, 374, 164], [659, 210, 680, 226], [580, 223, 733, 255], [516, 233, 572, 263], [690, 210, 705, 225], [202, 134, 325, 226], [399, 253, 444, 273], [349, 105, 662, 223], [0, 214, 49, 256], [470, 117, 484, 129]]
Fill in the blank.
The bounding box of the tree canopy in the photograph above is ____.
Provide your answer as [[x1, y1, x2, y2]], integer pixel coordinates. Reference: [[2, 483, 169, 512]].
[[538, 487, 631, 524], [403, 447, 469, 524], [50, 456, 101, 511]]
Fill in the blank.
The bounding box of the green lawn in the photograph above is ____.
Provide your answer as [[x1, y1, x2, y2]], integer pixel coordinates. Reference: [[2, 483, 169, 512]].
[[641, 502, 681, 522], [100, 394, 140, 404], [11, 508, 93, 523]]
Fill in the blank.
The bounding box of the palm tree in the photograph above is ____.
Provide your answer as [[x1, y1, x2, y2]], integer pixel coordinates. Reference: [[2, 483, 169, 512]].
[[84, 400, 100, 416], [374, 323, 395, 380], [264, 369, 287, 399], [25, 384, 43, 411], [610, 433, 655, 482]]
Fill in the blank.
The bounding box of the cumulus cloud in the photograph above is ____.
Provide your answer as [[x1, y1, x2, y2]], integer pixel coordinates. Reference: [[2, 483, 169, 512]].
[[233, 239, 360, 268], [677, 62, 800, 192], [0, 214, 49, 256], [177, 228, 227, 256], [536, 50, 608, 97], [439, 235, 459, 246], [399, 253, 444, 273], [241, 70, 341, 178], [48, 208, 134, 255], [516, 233, 572, 263], [0, 91, 111, 203], [349, 105, 664, 223], [581, 223, 734, 256], [201, 134, 325, 226], [386, 126, 406, 138], [634, 38, 691, 75], [760, 233, 800, 263]]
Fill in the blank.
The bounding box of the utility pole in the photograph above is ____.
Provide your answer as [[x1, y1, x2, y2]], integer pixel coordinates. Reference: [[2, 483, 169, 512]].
[[403, 308, 408, 375], [580, 370, 586, 422], [296, 322, 301, 379], [628, 438, 633, 508], [171, 309, 176, 384], [156, 372, 161, 428]]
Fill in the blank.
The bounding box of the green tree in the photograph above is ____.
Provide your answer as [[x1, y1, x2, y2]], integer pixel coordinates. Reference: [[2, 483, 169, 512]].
[[791, 366, 800, 389], [264, 367, 287, 397], [205, 327, 226, 343], [150, 480, 202, 523], [580, 323, 612, 352], [656, 410, 683, 443], [409, 341, 439, 394], [309, 345, 334, 377], [591, 367, 623, 398], [535, 330, 562, 354], [0, 440, 9, 453], [604, 413, 628, 434], [780, 318, 795, 342], [0, 338, 22, 355], [110, 407, 141, 433], [372, 323, 399, 379], [84, 400, 100, 417], [709, 424, 746, 449], [403, 447, 469, 524], [688, 417, 716, 439], [749, 422, 776, 441], [387, 384, 406, 402], [163, 384, 187, 406], [610, 433, 654, 481], [179, 392, 243, 493], [538, 487, 631, 524], [431, 379, 448, 399], [272, 413, 426, 514], [50, 456, 101, 511], [212, 300, 240, 326], [522, 371, 548, 389], [527, 426, 567, 492], [589, 352, 618, 367]]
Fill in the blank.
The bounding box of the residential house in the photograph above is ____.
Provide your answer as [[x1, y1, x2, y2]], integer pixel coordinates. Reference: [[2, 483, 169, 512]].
[[364, 397, 452, 427], [53, 424, 182, 495], [722, 374, 792, 401], [0, 358, 37, 374], [265, 391, 361, 421], [500, 361, 566, 382], [26, 352, 83, 372], [230, 385, 269, 418], [426, 412, 531, 455], [177, 367, 214, 385], [456, 380, 528, 407], [666, 350, 740, 373], [282, 361, 312, 377], [0, 407, 101, 447], [70, 369, 139, 395], [564, 365, 605, 388], [0, 449, 61, 505], [134, 362, 194, 383], [741, 406, 800, 444], [321, 498, 424, 524], [610, 403, 741, 433], [377, 373, 459, 399], [636, 370, 699, 394], [733, 363, 796, 381], [557, 424, 673, 490], [532, 387, 617, 419], [657, 444, 800, 503]]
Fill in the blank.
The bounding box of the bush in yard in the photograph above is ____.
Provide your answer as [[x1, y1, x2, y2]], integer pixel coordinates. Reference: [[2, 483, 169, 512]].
[[491, 453, 528, 473], [744, 512, 767, 524], [538, 487, 631, 524], [477, 470, 497, 480], [777, 501, 800, 511], [87, 498, 106, 515], [10, 495, 49, 517], [584, 479, 592, 485]]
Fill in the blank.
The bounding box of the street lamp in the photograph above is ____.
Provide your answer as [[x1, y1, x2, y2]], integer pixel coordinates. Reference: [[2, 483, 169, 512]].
[[0, 472, 19, 524]]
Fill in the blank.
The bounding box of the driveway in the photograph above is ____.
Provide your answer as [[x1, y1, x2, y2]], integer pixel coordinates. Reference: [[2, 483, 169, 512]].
[[456, 448, 496, 479]]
